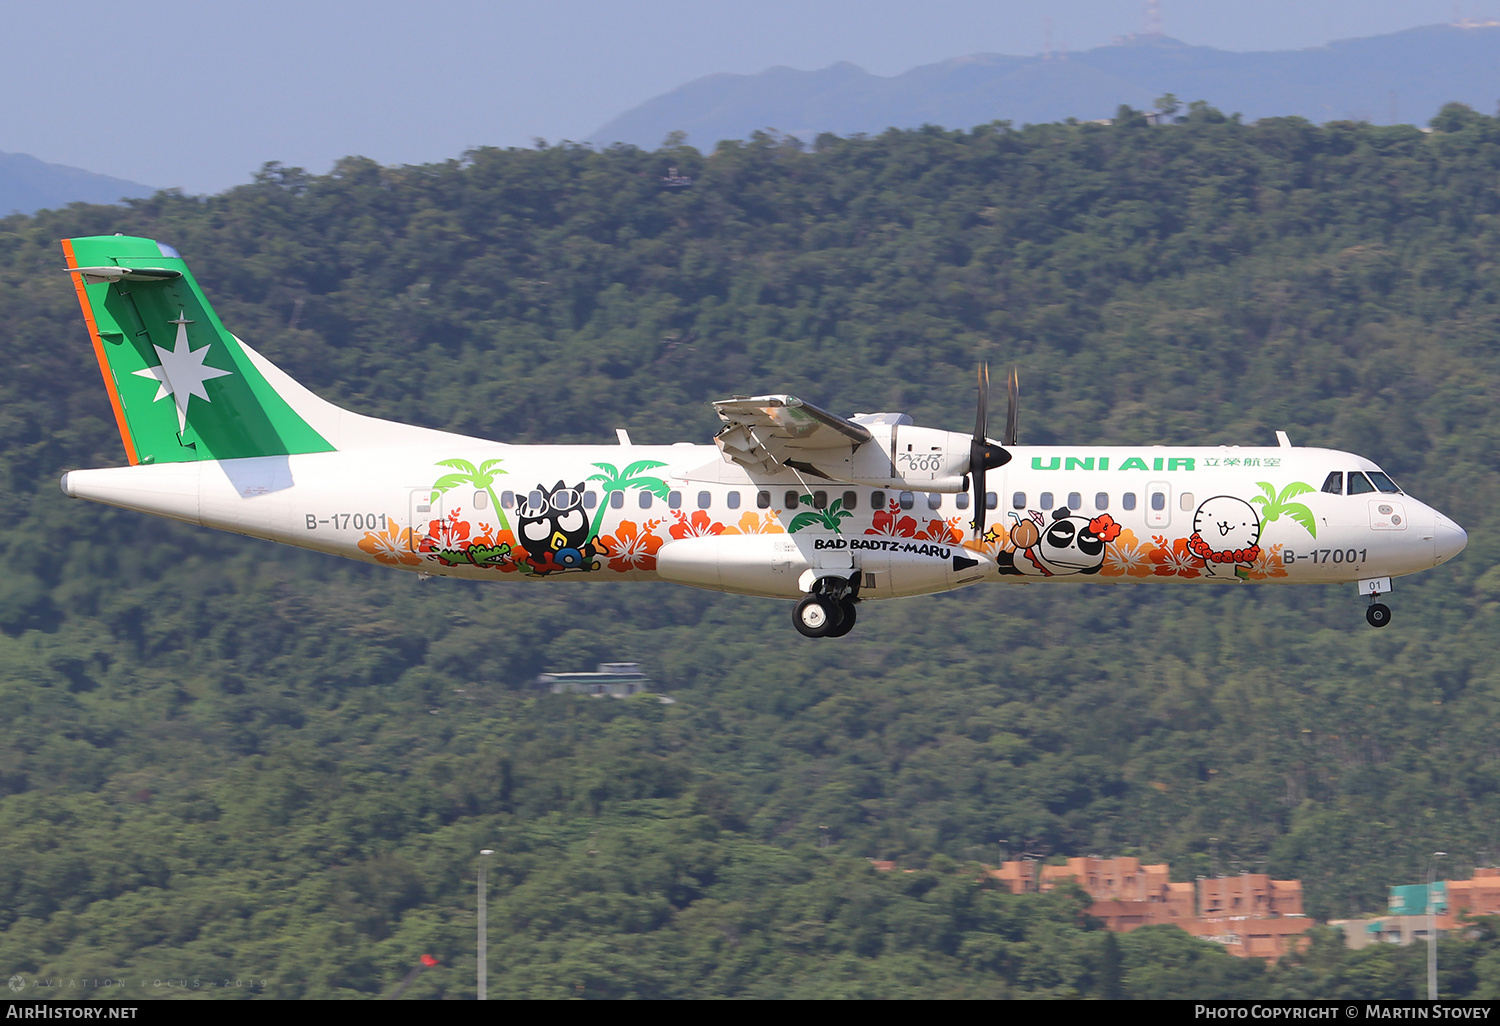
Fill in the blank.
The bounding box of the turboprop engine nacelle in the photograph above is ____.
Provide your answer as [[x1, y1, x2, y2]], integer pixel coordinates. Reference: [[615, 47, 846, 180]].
[[826, 415, 974, 493]]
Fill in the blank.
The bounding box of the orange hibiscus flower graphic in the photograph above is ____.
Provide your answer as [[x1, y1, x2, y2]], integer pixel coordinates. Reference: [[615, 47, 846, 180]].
[[668, 509, 725, 540], [1100, 528, 1154, 578], [1244, 543, 1288, 580], [721, 510, 786, 535], [598, 519, 664, 572], [358, 513, 422, 566], [915, 516, 965, 545], [1149, 535, 1202, 578]]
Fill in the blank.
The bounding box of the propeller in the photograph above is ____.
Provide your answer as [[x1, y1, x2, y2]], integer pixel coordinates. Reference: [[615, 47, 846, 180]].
[[1005, 366, 1019, 447], [970, 363, 1012, 538]]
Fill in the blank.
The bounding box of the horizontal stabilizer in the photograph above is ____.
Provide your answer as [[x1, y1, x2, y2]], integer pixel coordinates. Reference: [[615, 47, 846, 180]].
[[67, 265, 182, 284]]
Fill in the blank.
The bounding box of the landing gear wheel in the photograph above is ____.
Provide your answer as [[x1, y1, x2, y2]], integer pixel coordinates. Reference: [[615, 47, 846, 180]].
[[825, 600, 858, 638], [1366, 602, 1391, 628], [794, 595, 839, 638]]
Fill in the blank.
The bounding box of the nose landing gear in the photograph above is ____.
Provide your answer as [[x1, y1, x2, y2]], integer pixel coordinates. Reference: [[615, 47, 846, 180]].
[[1359, 577, 1393, 628], [793, 575, 860, 638]]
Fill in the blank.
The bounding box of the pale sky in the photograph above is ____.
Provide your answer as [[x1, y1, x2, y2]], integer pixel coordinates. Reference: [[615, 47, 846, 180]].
[[0, 1, 1480, 194]]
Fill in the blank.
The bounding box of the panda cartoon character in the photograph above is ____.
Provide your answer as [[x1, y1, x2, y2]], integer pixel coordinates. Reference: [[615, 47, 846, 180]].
[[998, 507, 1121, 577], [516, 481, 599, 574], [1188, 495, 1261, 578]]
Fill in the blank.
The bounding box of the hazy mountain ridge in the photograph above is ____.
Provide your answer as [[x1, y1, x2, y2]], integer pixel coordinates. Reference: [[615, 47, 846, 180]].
[[0, 150, 156, 216], [592, 23, 1500, 147]]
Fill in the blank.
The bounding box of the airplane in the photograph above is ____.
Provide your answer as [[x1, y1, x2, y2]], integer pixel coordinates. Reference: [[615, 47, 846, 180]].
[[58, 235, 1468, 637]]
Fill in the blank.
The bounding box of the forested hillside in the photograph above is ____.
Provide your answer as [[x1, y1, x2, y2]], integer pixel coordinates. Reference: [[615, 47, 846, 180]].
[[2, 103, 1500, 998]]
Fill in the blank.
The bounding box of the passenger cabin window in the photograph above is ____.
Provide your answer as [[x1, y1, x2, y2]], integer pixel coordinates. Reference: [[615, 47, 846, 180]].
[[871, 490, 886, 509], [899, 491, 915, 510], [1040, 492, 1054, 510], [1347, 472, 1376, 495], [955, 493, 970, 509], [757, 490, 771, 509], [639, 491, 653, 509], [842, 491, 858, 511], [785, 490, 799, 509], [1321, 472, 1344, 495], [1151, 491, 1166, 511], [1367, 471, 1402, 493], [697, 491, 711, 509], [610, 491, 624, 509], [986, 492, 997, 510], [1179, 492, 1195, 511], [1012, 492, 1026, 509], [474, 490, 489, 510], [583, 491, 597, 509], [1067, 491, 1081, 510], [727, 491, 741, 510], [501, 490, 515, 508], [1095, 492, 1109, 510], [812, 490, 828, 510], [668, 491, 683, 509], [927, 493, 942, 510], [1122, 492, 1137, 511]]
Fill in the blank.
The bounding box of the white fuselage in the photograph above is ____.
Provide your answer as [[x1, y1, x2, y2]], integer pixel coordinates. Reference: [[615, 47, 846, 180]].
[[60, 440, 1466, 602]]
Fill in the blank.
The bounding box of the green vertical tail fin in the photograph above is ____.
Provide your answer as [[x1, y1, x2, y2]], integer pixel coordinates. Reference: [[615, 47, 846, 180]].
[[63, 235, 334, 465]]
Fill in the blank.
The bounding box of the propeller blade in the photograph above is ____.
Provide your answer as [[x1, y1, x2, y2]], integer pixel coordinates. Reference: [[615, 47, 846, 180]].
[[969, 363, 1011, 538], [1005, 366, 1019, 447], [967, 363, 1016, 539]]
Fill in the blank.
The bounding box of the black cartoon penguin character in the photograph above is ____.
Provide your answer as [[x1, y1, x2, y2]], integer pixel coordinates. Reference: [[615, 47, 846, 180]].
[[997, 507, 1121, 577], [516, 481, 598, 574]]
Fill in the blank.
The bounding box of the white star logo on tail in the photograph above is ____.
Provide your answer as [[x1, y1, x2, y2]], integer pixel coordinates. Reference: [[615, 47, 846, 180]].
[[133, 312, 232, 432]]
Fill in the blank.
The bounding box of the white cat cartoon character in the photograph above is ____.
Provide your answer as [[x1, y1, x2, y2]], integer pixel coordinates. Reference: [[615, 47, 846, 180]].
[[1189, 495, 1262, 579]]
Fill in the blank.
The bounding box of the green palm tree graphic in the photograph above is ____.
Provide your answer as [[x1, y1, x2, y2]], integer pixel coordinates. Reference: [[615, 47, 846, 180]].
[[430, 458, 510, 533], [1250, 481, 1317, 539], [585, 461, 671, 538], [788, 495, 853, 534]]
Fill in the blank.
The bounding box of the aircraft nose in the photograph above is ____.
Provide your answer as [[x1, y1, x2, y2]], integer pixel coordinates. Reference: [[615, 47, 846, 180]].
[[1435, 512, 1467, 565]]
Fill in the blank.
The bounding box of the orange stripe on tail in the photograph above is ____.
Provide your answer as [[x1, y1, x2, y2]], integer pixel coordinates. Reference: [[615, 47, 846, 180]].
[[61, 238, 138, 465]]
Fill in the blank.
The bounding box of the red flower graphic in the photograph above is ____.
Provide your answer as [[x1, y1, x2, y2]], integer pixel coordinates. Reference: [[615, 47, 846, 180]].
[[866, 500, 919, 538], [418, 509, 471, 553], [1089, 514, 1122, 543]]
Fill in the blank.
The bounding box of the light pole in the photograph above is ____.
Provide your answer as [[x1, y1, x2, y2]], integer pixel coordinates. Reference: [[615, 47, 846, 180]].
[[478, 849, 494, 1000], [1428, 851, 1446, 1000]]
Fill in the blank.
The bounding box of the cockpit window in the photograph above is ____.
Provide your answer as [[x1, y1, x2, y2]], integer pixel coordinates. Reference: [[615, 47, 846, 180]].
[[1347, 472, 1376, 495], [1367, 471, 1401, 494], [1321, 472, 1343, 495]]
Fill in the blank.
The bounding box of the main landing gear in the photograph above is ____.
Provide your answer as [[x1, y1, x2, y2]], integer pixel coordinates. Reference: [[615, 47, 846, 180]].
[[793, 575, 860, 638]]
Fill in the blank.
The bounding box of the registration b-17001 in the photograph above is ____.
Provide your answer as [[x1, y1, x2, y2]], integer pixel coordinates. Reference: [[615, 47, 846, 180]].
[[59, 236, 1467, 636]]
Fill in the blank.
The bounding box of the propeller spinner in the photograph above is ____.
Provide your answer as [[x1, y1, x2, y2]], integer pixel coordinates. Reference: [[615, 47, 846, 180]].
[[970, 364, 1012, 538]]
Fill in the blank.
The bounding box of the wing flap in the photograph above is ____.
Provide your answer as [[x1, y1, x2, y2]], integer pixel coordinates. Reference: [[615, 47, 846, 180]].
[[712, 395, 871, 475]]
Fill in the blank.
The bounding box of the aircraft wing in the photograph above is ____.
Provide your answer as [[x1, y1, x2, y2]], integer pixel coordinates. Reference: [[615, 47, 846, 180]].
[[712, 395, 872, 477]]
